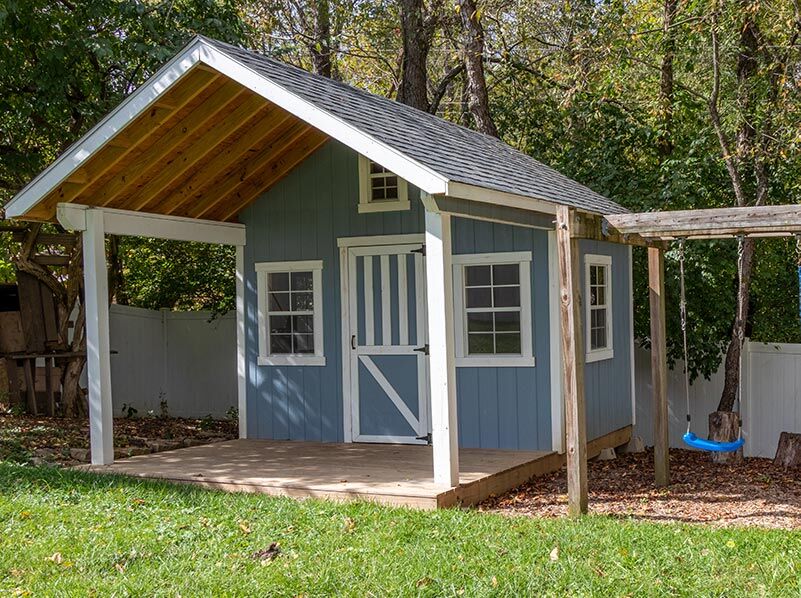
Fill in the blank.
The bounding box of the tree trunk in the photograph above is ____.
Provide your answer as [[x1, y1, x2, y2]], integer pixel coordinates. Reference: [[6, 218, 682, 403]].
[[657, 0, 677, 159], [61, 356, 87, 418], [308, 0, 333, 78], [108, 234, 128, 306], [774, 432, 801, 468], [708, 411, 743, 463], [397, 0, 431, 111], [457, 0, 498, 137]]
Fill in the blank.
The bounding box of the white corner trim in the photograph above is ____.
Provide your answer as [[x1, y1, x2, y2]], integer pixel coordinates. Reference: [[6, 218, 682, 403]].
[[336, 234, 424, 248], [6, 38, 207, 219], [584, 253, 614, 363], [236, 245, 247, 438], [548, 231, 565, 453], [628, 245, 636, 426], [256, 259, 325, 367], [56, 204, 246, 246]]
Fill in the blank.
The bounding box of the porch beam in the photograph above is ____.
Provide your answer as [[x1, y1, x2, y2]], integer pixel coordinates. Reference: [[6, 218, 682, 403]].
[[648, 246, 670, 486], [555, 206, 588, 516], [57, 203, 245, 246], [236, 245, 248, 439], [83, 209, 114, 465], [605, 204, 801, 239], [423, 202, 459, 487], [570, 211, 663, 248]]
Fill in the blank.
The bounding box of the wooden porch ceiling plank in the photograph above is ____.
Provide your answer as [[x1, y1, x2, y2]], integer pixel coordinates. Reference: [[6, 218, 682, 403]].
[[203, 127, 328, 222], [156, 107, 293, 217], [179, 119, 312, 220], [92, 80, 251, 209], [119, 90, 265, 213], [32, 68, 220, 219], [605, 205, 801, 239]]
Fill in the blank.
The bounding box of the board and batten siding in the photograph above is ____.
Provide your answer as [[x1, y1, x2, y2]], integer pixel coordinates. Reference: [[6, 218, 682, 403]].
[[579, 240, 634, 440], [452, 218, 552, 451], [239, 140, 424, 442], [238, 138, 633, 449]]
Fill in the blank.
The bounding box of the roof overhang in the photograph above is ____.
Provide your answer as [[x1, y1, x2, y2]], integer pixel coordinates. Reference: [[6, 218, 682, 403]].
[[4, 37, 451, 223]]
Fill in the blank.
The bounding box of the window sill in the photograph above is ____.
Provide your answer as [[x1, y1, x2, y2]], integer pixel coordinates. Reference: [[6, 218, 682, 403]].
[[456, 356, 536, 368], [585, 349, 614, 363], [258, 355, 326, 367], [358, 200, 411, 214]]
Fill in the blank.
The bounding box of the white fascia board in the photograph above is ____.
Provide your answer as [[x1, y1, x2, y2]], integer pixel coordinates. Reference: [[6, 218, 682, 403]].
[[197, 44, 449, 195], [444, 181, 559, 215], [5, 38, 207, 219], [57, 204, 246, 246]]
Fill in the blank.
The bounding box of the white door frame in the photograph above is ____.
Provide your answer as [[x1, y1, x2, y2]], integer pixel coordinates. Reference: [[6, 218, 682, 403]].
[[338, 234, 428, 443]]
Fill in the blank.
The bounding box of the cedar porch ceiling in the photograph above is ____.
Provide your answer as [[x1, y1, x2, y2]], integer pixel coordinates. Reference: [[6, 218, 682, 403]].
[[29, 66, 329, 224]]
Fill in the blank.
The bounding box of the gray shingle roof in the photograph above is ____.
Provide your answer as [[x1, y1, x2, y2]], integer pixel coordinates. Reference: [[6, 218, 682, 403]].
[[202, 37, 627, 215]]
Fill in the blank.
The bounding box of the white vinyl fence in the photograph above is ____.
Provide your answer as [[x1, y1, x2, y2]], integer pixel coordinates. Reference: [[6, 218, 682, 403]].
[[635, 340, 801, 458], [109, 305, 236, 419]]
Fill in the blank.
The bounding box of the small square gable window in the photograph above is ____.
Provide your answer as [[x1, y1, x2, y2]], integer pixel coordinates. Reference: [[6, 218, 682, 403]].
[[358, 156, 409, 213]]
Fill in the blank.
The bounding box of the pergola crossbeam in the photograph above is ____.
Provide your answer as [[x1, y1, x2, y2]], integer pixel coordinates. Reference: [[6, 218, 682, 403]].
[[605, 205, 801, 239]]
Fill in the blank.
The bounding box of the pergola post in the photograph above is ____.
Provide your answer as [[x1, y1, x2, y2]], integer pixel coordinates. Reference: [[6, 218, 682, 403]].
[[83, 208, 114, 465], [648, 246, 670, 486], [424, 208, 460, 487], [555, 206, 588, 516]]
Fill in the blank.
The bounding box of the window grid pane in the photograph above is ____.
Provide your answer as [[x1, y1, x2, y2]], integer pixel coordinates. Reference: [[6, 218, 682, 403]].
[[267, 270, 315, 355], [463, 263, 524, 356], [588, 262, 610, 351]]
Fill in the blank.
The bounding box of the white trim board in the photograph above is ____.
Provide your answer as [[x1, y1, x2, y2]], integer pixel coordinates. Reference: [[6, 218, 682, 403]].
[[255, 259, 325, 367], [548, 231, 565, 453], [57, 204, 246, 246], [584, 253, 615, 363], [452, 251, 535, 368], [337, 234, 424, 248]]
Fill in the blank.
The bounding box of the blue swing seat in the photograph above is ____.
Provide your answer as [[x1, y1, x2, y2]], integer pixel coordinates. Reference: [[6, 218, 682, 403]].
[[682, 431, 744, 453]]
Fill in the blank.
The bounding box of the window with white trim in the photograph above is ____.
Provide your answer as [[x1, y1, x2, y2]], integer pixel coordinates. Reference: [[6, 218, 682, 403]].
[[585, 254, 614, 362], [256, 260, 325, 366], [358, 156, 409, 213], [453, 252, 535, 367]]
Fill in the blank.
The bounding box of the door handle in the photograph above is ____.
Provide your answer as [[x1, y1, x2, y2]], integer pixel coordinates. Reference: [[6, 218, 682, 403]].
[[351, 334, 356, 350]]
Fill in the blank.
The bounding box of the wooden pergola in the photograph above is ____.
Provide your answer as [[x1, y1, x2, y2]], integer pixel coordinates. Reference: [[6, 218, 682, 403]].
[[558, 203, 801, 515]]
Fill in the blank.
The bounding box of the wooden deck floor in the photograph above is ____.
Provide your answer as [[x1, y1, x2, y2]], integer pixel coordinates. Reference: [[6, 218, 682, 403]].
[[85, 439, 560, 508]]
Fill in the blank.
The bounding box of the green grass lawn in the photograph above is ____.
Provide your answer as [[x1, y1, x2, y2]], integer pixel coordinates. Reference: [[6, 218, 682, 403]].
[[1, 463, 799, 597]]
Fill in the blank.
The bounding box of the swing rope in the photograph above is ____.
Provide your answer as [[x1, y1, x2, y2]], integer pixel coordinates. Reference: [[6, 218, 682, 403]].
[[679, 236, 745, 453]]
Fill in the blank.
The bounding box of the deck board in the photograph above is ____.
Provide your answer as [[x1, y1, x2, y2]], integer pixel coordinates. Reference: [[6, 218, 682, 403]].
[[84, 427, 630, 509]]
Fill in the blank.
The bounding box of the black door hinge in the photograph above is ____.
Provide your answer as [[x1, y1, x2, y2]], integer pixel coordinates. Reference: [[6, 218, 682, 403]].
[[411, 245, 426, 256], [413, 344, 429, 355], [416, 432, 432, 444]]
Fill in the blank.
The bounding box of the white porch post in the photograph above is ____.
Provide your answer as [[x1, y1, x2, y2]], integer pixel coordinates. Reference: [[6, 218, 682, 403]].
[[424, 207, 459, 487], [236, 244, 248, 439], [83, 209, 114, 465]]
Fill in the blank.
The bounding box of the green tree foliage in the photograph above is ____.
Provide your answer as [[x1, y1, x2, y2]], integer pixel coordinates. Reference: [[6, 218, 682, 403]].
[[116, 238, 235, 313]]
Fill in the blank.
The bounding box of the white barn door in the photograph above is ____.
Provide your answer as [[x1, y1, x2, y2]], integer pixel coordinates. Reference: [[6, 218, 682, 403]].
[[347, 243, 430, 443]]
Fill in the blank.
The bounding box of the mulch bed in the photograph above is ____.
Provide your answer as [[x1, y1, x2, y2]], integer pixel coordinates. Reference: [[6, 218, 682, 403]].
[[480, 448, 801, 529], [0, 414, 237, 466]]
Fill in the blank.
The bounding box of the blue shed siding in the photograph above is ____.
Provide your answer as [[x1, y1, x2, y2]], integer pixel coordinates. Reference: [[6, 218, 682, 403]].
[[579, 240, 633, 440], [240, 140, 424, 442], [239, 139, 632, 449], [452, 218, 553, 451]]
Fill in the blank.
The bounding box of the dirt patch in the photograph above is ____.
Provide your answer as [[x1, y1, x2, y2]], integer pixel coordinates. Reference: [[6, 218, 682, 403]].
[[480, 448, 801, 529], [0, 414, 237, 466]]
